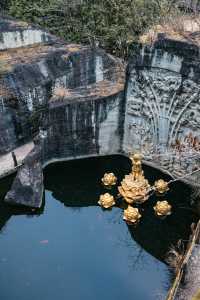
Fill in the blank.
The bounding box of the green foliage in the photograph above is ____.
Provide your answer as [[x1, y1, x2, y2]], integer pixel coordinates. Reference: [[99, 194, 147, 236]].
[[0, 0, 11, 11], [7, 0, 178, 58]]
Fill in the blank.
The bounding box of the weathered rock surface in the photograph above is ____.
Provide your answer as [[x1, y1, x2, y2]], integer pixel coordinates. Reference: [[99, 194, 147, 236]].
[[0, 17, 54, 50], [0, 15, 125, 208], [4, 144, 43, 208], [125, 23, 200, 300], [124, 36, 200, 185], [0, 15, 125, 160]]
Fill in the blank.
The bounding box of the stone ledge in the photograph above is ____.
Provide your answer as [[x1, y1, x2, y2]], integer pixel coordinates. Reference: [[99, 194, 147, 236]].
[[4, 144, 43, 208]]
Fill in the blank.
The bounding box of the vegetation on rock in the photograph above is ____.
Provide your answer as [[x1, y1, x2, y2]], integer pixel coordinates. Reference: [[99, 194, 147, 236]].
[[1, 0, 199, 58]]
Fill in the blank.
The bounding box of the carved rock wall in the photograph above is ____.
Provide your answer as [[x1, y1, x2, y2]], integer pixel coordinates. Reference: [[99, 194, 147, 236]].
[[124, 39, 200, 184]]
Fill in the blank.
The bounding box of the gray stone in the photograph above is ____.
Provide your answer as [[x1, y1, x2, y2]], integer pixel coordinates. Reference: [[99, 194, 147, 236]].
[[0, 16, 125, 208], [0, 16, 125, 161], [175, 244, 200, 300], [4, 145, 43, 208]]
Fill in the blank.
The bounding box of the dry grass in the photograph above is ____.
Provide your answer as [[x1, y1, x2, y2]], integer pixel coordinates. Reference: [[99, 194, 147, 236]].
[[53, 87, 72, 98], [0, 42, 84, 72], [51, 78, 125, 103], [0, 44, 52, 71], [193, 290, 200, 300], [66, 44, 81, 52], [0, 80, 14, 98], [0, 60, 13, 75], [7, 19, 28, 29], [140, 14, 200, 45], [166, 240, 185, 274]]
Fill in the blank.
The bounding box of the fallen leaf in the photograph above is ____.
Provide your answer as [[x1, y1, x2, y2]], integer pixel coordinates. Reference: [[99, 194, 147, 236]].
[[40, 240, 49, 244]]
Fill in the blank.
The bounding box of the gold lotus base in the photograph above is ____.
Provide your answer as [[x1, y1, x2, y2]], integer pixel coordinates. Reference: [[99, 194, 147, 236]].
[[118, 172, 150, 205]]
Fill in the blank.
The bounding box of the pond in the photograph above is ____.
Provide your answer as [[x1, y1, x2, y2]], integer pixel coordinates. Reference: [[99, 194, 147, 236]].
[[0, 155, 197, 300]]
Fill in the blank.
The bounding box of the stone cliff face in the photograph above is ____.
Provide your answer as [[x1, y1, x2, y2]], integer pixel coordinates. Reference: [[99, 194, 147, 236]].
[[0, 17, 125, 162], [0, 16, 125, 207], [0, 17, 53, 50], [44, 92, 123, 163]]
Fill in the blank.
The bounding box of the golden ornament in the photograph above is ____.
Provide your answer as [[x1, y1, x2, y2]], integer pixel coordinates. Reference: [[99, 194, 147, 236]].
[[154, 179, 169, 195], [123, 205, 142, 224], [154, 200, 172, 216], [118, 173, 150, 204], [101, 173, 117, 187], [98, 193, 115, 209]]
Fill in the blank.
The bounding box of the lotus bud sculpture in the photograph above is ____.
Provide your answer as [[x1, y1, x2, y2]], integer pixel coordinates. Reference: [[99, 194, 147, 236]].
[[101, 172, 117, 187], [153, 200, 172, 217], [98, 193, 115, 209], [154, 179, 169, 195], [123, 205, 142, 224]]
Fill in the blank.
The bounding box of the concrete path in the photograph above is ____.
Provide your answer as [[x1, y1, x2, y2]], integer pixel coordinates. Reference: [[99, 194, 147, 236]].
[[0, 142, 34, 178]]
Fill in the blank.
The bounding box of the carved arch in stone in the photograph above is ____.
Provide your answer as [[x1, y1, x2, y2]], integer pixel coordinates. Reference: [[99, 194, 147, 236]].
[[125, 68, 200, 152]]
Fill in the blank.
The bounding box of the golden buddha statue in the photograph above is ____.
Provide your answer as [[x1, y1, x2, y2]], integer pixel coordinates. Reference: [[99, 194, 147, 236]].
[[130, 153, 144, 180]]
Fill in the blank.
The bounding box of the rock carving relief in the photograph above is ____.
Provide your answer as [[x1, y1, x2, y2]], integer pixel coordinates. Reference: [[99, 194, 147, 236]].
[[125, 68, 200, 182]]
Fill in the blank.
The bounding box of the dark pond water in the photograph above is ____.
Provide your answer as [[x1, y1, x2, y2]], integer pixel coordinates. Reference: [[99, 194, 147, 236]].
[[0, 155, 197, 300]]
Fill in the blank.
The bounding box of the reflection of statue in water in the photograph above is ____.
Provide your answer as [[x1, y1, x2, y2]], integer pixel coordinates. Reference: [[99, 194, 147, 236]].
[[130, 153, 143, 180]]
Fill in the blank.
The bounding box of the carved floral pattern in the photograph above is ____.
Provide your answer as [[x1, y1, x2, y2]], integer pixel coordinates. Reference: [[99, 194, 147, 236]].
[[125, 68, 200, 182]]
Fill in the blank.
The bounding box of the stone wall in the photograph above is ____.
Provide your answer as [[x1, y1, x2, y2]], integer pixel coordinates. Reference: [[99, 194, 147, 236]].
[[0, 15, 125, 159], [123, 38, 200, 185], [0, 17, 53, 50], [0, 16, 125, 208], [42, 93, 124, 164]]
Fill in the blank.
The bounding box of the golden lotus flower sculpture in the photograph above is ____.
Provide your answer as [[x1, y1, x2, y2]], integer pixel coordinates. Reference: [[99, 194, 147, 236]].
[[123, 205, 142, 224], [153, 201, 172, 217], [118, 173, 150, 204], [98, 151, 173, 224], [101, 172, 117, 187], [154, 179, 169, 195], [98, 193, 115, 209]]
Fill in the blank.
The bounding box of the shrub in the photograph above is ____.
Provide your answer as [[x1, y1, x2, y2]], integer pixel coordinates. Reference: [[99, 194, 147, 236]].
[[7, 0, 179, 58]]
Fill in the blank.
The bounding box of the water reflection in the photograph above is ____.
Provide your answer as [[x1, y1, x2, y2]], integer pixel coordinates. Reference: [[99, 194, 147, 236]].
[[0, 155, 197, 300]]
